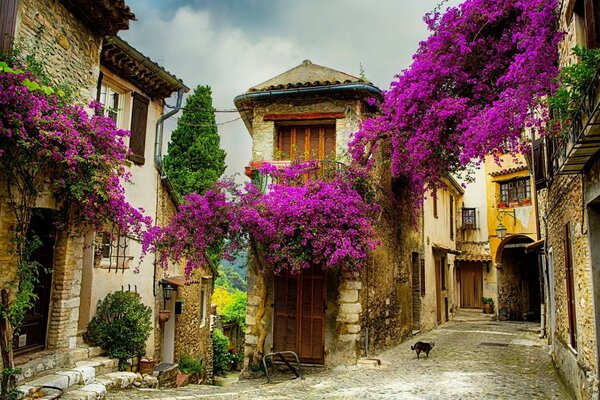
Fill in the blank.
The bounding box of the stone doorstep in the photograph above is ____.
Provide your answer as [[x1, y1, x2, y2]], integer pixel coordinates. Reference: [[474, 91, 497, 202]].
[[16, 345, 105, 381], [17, 357, 118, 399]]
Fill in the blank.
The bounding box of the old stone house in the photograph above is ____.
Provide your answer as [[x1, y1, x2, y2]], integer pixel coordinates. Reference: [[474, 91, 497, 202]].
[[0, 0, 215, 382], [235, 60, 424, 369], [530, 0, 600, 398]]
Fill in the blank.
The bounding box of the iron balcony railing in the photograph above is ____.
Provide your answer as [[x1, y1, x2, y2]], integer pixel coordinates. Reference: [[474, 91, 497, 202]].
[[552, 69, 600, 175]]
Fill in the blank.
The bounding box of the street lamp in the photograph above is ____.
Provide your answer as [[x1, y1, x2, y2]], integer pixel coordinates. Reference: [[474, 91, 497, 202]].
[[159, 279, 176, 309], [495, 209, 516, 239]]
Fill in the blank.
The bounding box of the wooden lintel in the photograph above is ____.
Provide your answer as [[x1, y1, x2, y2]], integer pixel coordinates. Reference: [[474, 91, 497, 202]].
[[263, 112, 345, 121]]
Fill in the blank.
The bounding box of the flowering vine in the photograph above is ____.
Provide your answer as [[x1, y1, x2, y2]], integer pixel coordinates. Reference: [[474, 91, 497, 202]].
[[350, 0, 562, 209]]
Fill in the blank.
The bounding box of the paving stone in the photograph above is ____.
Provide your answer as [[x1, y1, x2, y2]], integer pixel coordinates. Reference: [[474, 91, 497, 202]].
[[105, 310, 572, 399]]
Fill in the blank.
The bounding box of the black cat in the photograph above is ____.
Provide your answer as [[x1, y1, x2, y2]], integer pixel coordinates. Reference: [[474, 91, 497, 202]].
[[411, 341, 435, 359]]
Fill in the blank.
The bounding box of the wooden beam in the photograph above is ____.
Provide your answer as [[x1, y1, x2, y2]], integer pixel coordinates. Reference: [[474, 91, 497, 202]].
[[263, 112, 344, 121]]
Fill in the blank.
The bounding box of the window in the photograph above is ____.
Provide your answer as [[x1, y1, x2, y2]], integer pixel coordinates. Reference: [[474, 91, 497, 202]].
[[571, 0, 600, 49], [449, 196, 454, 240], [99, 83, 122, 125], [420, 259, 426, 296], [0, 0, 18, 54], [462, 208, 477, 229], [441, 256, 447, 290], [99, 231, 132, 270], [499, 177, 531, 206], [200, 288, 207, 327], [564, 224, 577, 350], [277, 124, 336, 161], [432, 187, 438, 219]]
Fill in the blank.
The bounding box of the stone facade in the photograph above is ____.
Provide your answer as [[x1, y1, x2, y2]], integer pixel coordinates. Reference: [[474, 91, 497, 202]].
[[14, 0, 103, 101], [534, 2, 600, 398]]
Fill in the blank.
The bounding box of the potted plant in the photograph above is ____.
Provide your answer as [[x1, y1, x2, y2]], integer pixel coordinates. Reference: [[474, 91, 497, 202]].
[[482, 297, 494, 314]]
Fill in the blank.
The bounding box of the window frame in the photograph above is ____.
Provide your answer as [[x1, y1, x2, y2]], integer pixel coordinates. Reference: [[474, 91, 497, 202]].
[[462, 207, 477, 230], [200, 287, 207, 328], [498, 177, 532, 206]]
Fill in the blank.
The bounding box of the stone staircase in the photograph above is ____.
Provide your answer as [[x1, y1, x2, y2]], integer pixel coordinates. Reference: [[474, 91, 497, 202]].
[[16, 355, 159, 399]]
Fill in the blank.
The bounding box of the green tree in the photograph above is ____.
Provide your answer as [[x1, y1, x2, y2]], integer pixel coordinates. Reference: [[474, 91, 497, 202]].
[[164, 85, 226, 197]]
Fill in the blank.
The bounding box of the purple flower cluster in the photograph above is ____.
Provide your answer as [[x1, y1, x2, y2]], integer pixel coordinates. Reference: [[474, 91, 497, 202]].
[[350, 0, 562, 210], [0, 66, 150, 235], [144, 165, 378, 275]]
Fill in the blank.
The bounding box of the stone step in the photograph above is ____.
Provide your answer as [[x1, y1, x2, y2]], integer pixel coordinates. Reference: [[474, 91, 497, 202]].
[[17, 357, 118, 399], [60, 372, 159, 400]]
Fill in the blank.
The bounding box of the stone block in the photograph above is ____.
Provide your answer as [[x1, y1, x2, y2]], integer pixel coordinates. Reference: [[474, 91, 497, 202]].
[[337, 312, 359, 323], [345, 324, 361, 334], [338, 334, 359, 343], [339, 289, 358, 303], [339, 303, 362, 314], [27, 374, 70, 390], [73, 365, 96, 385], [246, 314, 256, 326], [245, 334, 258, 345], [55, 370, 81, 387], [341, 281, 362, 290], [79, 382, 107, 397], [103, 371, 137, 389]]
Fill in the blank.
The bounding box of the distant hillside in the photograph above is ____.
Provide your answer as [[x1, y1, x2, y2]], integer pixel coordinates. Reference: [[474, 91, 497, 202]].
[[221, 250, 247, 280]]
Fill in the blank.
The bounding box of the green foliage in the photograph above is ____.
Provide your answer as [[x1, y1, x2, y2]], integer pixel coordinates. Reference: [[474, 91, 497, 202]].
[[482, 297, 494, 306], [222, 291, 247, 329], [549, 46, 600, 137], [215, 264, 246, 292], [178, 354, 205, 376], [212, 328, 233, 376], [85, 291, 152, 370], [164, 85, 226, 197]]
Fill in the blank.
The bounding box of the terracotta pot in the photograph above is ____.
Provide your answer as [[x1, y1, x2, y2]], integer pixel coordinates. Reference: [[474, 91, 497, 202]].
[[139, 358, 155, 375], [483, 303, 494, 314], [158, 310, 171, 325]]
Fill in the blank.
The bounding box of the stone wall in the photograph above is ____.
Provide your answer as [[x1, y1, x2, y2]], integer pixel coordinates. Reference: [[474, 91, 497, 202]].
[[540, 173, 597, 399], [15, 0, 102, 101], [173, 280, 213, 383]]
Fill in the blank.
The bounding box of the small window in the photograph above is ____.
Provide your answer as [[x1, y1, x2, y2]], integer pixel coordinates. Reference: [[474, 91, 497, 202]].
[[129, 92, 149, 165], [462, 208, 477, 229], [200, 288, 207, 327], [99, 231, 132, 270], [441, 256, 447, 290], [449, 196, 454, 240], [499, 177, 531, 206], [420, 259, 426, 296]]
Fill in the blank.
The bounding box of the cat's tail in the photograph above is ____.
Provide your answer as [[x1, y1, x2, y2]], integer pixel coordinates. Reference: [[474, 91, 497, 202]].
[[410, 344, 415, 350]]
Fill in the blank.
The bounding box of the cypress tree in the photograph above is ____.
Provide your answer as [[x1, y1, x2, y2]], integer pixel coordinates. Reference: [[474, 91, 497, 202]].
[[164, 85, 226, 197]]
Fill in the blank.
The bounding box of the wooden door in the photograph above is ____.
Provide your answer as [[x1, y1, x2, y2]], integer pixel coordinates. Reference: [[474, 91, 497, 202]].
[[435, 258, 442, 324], [14, 210, 55, 354], [459, 263, 483, 309], [273, 265, 325, 364]]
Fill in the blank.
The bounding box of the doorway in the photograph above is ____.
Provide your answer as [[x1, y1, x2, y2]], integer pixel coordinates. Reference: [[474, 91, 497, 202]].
[[273, 265, 326, 364], [14, 209, 56, 354], [459, 262, 484, 309]]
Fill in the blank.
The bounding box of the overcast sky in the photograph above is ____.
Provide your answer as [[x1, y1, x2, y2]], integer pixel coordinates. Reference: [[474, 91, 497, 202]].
[[120, 0, 460, 180]]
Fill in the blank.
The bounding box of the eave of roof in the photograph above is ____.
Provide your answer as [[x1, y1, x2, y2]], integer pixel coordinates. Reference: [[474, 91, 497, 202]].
[[101, 36, 189, 100], [61, 0, 135, 36]]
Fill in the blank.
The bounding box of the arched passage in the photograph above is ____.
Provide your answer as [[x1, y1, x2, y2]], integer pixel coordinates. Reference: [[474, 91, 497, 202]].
[[496, 235, 540, 321]]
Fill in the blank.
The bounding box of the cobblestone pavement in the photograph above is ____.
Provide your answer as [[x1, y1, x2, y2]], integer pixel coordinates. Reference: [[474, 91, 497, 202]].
[[107, 310, 571, 399]]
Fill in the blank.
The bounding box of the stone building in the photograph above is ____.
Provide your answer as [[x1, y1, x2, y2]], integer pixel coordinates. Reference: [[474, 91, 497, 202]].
[[418, 176, 463, 333], [0, 0, 135, 377], [0, 0, 214, 382], [235, 60, 422, 370], [530, 0, 600, 398]]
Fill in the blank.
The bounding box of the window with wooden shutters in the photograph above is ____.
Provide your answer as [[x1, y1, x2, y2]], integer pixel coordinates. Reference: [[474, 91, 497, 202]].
[[277, 125, 336, 161], [420, 259, 426, 296], [462, 208, 476, 229], [532, 138, 547, 190], [0, 0, 18, 55], [432, 187, 438, 219], [449, 196, 454, 240], [129, 92, 149, 165]]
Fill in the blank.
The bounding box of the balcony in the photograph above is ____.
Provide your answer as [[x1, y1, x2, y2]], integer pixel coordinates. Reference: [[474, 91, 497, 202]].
[[552, 70, 600, 175], [244, 160, 347, 192]]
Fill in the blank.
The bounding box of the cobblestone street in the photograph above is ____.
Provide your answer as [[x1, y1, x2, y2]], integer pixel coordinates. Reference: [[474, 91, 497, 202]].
[[107, 310, 571, 399]]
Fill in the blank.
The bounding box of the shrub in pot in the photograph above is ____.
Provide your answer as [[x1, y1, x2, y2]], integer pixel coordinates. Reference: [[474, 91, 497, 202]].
[[482, 297, 494, 314], [85, 291, 152, 370]]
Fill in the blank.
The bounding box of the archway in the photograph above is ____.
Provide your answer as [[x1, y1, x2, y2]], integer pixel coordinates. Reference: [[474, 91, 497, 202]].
[[496, 235, 540, 321]]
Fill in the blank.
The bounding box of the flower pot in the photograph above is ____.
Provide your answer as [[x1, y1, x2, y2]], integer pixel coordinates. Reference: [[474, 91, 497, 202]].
[[139, 358, 155, 375], [158, 310, 171, 325], [483, 303, 494, 314]]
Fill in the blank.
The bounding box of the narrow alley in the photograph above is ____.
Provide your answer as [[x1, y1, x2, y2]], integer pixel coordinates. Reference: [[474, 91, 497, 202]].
[[107, 310, 571, 399]]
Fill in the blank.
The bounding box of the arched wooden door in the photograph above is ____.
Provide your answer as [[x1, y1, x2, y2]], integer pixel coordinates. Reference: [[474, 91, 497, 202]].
[[273, 265, 325, 364]]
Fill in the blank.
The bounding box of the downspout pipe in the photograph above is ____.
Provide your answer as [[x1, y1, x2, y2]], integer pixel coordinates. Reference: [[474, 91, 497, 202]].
[[153, 87, 185, 298]]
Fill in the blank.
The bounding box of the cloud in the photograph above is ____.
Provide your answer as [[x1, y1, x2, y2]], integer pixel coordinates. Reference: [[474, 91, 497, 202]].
[[121, 0, 461, 180]]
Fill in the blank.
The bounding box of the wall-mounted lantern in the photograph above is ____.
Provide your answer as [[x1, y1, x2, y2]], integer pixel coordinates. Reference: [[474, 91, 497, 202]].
[[495, 209, 516, 239]]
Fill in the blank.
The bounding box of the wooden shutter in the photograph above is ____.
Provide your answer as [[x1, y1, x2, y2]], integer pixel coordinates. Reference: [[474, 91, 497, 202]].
[[0, 0, 19, 54], [585, 0, 599, 49], [277, 125, 335, 161], [533, 139, 547, 190], [129, 92, 149, 165], [564, 224, 577, 349], [449, 196, 454, 240], [420, 259, 426, 296]]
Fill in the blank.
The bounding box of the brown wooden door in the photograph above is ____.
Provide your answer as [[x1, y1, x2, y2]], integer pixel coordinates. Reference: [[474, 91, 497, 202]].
[[459, 263, 483, 309], [435, 258, 442, 324], [273, 265, 325, 364]]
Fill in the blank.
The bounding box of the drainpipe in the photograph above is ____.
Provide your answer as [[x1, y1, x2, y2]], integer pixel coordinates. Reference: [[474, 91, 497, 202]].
[[152, 88, 185, 298]]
